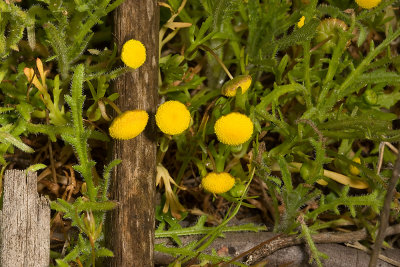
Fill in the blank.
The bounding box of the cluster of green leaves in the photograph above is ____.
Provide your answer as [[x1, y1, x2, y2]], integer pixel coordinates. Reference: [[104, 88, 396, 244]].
[[155, 206, 266, 265], [2, 0, 400, 266], [0, 0, 128, 266], [50, 65, 121, 265], [157, 0, 400, 265], [0, 0, 124, 164]]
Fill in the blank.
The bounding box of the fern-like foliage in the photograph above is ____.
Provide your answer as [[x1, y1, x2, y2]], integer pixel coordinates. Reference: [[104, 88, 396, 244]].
[[210, 0, 240, 31], [156, 213, 266, 246], [51, 64, 121, 265], [0, 2, 33, 58], [61, 65, 97, 200], [307, 187, 382, 220]]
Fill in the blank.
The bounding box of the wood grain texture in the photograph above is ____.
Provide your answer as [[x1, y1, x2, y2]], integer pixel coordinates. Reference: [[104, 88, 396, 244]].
[[106, 0, 159, 266], [0, 170, 50, 267]]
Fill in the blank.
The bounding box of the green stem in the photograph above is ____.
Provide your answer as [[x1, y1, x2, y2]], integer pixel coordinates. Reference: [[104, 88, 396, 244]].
[[302, 41, 312, 108], [91, 248, 96, 267], [339, 30, 400, 95], [155, 224, 266, 238], [104, 0, 125, 13], [199, 45, 233, 80], [300, 216, 324, 267], [100, 97, 121, 115], [322, 33, 349, 86], [178, 168, 256, 264], [74, 0, 109, 51], [215, 155, 225, 173]]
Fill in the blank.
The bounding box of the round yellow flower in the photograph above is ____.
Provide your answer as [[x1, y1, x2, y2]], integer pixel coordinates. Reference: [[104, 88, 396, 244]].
[[121, 39, 146, 69], [349, 157, 361, 176], [355, 0, 381, 9], [221, 75, 252, 97], [214, 112, 253, 146], [156, 100, 191, 135], [109, 110, 148, 140], [201, 172, 235, 194], [297, 16, 305, 28]]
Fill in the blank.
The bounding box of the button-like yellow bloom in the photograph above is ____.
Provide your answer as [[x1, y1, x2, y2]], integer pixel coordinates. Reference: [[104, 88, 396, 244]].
[[221, 75, 252, 97], [297, 16, 305, 28], [121, 39, 146, 69], [349, 157, 361, 176], [355, 0, 382, 9], [214, 112, 253, 146], [201, 172, 235, 194], [156, 100, 191, 135], [109, 110, 148, 140]]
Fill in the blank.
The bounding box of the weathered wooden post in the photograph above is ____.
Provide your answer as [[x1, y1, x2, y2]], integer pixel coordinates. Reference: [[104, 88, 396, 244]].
[[0, 170, 50, 267], [106, 0, 159, 266]]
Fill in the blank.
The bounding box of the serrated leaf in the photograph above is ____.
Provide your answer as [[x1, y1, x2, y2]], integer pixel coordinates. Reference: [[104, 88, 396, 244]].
[[357, 25, 368, 47], [212, 0, 239, 30], [26, 163, 47, 172], [0, 107, 14, 113], [96, 247, 114, 257], [377, 91, 400, 109], [67, 64, 85, 130], [356, 70, 400, 85], [50, 200, 69, 213], [0, 132, 34, 153], [62, 245, 81, 262], [16, 102, 34, 121], [273, 18, 320, 53], [160, 54, 186, 84], [55, 259, 70, 267], [76, 199, 117, 212]]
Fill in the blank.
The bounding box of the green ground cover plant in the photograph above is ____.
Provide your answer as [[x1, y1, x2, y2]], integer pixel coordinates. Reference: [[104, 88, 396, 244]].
[[1, 0, 400, 266]]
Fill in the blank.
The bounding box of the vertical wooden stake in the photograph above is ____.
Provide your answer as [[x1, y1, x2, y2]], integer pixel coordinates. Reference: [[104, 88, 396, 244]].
[[0, 170, 50, 267], [107, 0, 158, 266]]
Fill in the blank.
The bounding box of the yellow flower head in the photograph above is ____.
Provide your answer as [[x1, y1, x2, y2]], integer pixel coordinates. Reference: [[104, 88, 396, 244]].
[[214, 112, 253, 146], [109, 110, 148, 140], [156, 100, 191, 135], [298, 16, 305, 28], [121, 39, 146, 69], [349, 157, 361, 176], [355, 0, 382, 9], [201, 172, 235, 194], [221, 75, 252, 97]]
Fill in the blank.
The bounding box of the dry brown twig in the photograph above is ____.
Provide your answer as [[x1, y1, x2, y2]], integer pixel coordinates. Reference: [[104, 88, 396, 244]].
[[369, 144, 400, 267], [245, 224, 400, 265], [348, 241, 400, 267]]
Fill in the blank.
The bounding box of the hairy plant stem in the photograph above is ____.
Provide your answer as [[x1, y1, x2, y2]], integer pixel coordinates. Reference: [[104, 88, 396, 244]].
[[300, 215, 324, 267], [302, 41, 312, 107], [177, 167, 256, 264]]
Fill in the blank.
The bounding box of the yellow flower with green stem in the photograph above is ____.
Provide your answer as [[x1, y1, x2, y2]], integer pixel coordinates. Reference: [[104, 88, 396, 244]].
[[214, 112, 253, 146], [156, 100, 191, 135], [201, 172, 235, 194]]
